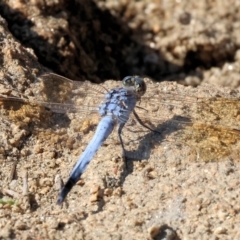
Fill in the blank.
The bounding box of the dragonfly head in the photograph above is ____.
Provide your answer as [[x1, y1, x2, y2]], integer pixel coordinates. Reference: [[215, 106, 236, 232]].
[[122, 76, 147, 96]]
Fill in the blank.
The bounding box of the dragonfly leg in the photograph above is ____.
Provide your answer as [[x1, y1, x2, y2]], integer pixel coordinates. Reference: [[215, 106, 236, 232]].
[[133, 110, 161, 134], [117, 122, 128, 169]]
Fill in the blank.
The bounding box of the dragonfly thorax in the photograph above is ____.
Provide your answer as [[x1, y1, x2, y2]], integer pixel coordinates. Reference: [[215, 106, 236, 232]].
[[99, 87, 138, 124]]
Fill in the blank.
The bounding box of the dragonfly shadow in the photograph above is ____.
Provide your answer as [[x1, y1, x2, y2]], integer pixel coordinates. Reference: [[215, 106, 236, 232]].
[[124, 115, 191, 172]]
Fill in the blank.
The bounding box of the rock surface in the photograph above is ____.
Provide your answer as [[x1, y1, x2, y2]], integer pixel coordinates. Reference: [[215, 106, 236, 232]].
[[0, 1, 240, 239]]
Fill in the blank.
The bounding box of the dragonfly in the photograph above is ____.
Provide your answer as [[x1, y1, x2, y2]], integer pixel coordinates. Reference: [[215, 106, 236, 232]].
[[1, 73, 240, 204], [0, 74, 159, 204]]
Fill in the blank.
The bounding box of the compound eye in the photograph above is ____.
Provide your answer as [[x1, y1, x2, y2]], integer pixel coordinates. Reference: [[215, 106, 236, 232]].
[[135, 79, 146, 95], [122, 76, 132, 81], [122, 76, 134, 86]]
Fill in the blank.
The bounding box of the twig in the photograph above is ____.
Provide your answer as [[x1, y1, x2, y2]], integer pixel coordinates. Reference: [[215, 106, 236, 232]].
[[54, 174, 64, 191], [22, 170, 28, 196], [9, 162, 17, 181]]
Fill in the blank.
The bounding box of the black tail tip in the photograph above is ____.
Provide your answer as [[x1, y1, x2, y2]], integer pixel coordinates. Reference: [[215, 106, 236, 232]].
[[56, 186, 70, 205], [56, 196, 64, 205], [56, 177, 76, 205]]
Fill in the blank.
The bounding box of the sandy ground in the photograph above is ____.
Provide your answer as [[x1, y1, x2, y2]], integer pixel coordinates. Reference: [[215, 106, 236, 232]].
[[0, 1, 240, 239]]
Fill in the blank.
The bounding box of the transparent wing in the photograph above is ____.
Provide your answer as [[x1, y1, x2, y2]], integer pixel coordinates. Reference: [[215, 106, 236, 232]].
[[141, 78, 240, 129], [132, 79, 240, 162], [0, 73, 115, 132], [32, 73, 109, 115], [0, 73, 110, 115]]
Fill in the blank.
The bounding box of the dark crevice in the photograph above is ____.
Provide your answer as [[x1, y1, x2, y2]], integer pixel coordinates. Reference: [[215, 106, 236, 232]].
[[0, 1, 238, 83], [0, 1, 181, 82]]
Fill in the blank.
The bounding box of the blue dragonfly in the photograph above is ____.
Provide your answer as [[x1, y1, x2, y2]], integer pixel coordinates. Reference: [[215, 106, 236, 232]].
[[0, 73, 161, 204], [1, 73, 240, 204]]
